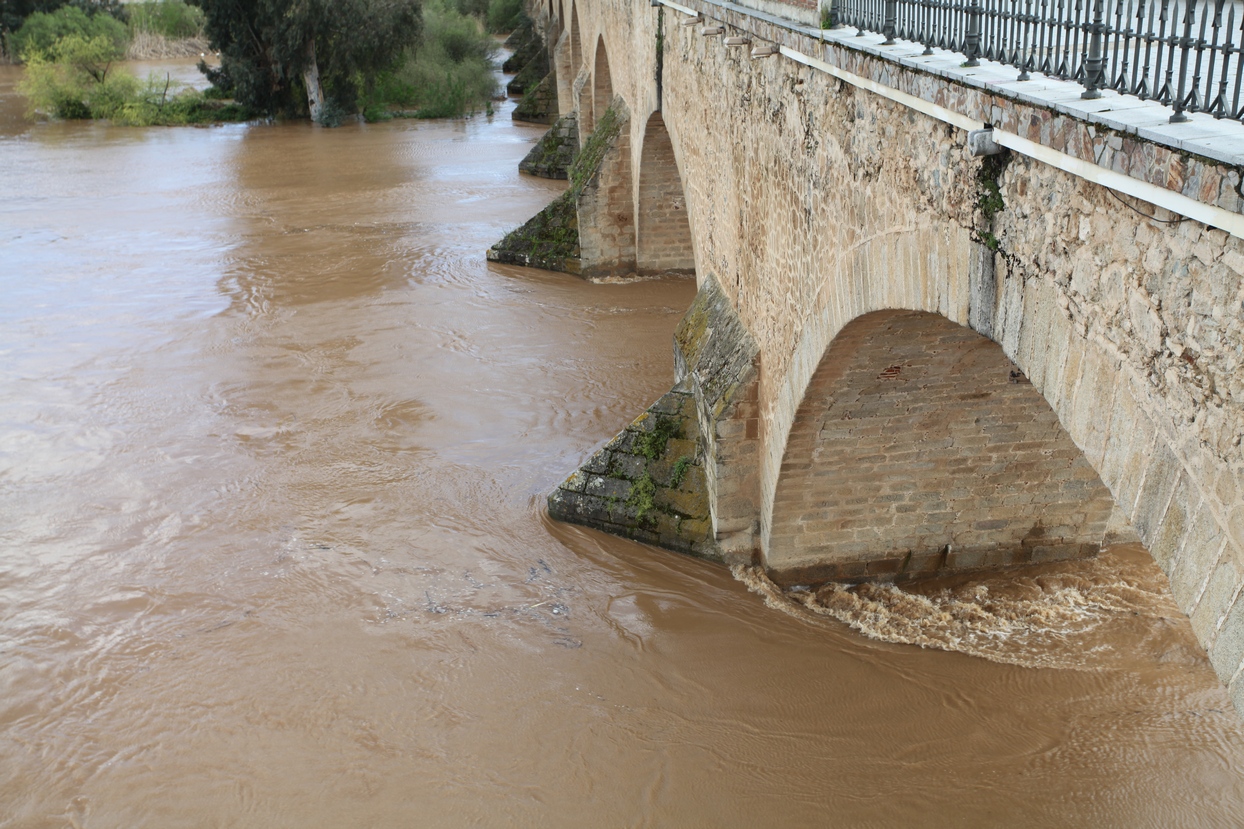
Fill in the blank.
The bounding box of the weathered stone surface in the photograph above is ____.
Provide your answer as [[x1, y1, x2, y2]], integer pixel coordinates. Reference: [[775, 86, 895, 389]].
[[547, 379, 715, 558], [507, 43, 549, 96], [502, 23, 541, 74], [673, 273, 761, 562]]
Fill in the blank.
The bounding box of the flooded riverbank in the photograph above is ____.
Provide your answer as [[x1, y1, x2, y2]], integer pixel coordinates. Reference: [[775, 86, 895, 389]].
[[2, 61, 1244, 827]]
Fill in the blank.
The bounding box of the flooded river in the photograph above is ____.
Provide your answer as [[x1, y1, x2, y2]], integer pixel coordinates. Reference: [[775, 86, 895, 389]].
[[3, 60, 1244, 827]]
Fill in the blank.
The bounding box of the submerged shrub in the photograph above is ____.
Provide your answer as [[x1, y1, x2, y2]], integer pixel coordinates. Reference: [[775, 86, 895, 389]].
[[19, 32, 250, 124]]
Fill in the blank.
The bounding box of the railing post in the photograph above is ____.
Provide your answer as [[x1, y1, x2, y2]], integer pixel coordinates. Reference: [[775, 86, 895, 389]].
[[1170, 0, 1197, 121], [1082, 0, 1107, 97], [965, 0, 984, 64], [883, 0, 898, 42]]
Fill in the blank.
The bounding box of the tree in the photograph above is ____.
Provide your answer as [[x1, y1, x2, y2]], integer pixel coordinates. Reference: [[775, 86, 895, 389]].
[[196, 0, 423, 123]]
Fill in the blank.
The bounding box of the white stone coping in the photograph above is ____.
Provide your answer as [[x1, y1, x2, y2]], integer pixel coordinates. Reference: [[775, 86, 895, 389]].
[[682, 0, 1244, 170]]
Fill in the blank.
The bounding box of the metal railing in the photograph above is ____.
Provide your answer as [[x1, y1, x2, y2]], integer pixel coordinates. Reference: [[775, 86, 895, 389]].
[[833, 0, 1244, 122]]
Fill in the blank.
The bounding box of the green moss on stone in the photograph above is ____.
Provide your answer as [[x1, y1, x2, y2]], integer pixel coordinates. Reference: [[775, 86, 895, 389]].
[[634, 415, 683, 460], [491, 188, 579, 263], [974, 151, 1011, 250], [627, 471, 658, 525], [670, 455, 693, 488]]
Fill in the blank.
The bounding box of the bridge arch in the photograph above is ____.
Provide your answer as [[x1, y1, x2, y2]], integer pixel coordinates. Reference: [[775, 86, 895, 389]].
[[551, 0, 572, 116], [569, 4, 582, 80], [765, 310, 1115, 582], [591, 36, 613, 135], [751, 234, 1240, 684], [635, 112, 694, 275]]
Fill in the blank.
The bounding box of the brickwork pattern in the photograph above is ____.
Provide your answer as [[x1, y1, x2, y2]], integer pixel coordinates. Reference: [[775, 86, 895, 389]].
[[512, 69, 559, 125], [592, 38, 613, 136], [767, 310, 1113, 582], [636, 112, 696, 274]]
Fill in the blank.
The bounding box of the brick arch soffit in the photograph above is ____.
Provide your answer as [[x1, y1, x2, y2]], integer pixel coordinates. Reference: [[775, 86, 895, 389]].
[[569, 3, 582, 74], [592, 35, 613, 119], [766, 308, 1110, 541], [761, 305, 1161, 571], [658, 113, 700, 279], [635, 110, 698, 275]]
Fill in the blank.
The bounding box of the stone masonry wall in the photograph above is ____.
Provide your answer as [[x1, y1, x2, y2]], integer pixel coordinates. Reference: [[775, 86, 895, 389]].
[[767, 310, 1115, 584], [512, 70, 559, 125], [487, 100, 627, 276], [574, 97, 636, 277], [654, 2, 1244, 704]]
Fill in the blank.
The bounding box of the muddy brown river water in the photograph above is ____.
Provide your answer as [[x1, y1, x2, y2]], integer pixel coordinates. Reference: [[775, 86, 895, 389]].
[[3, 60, 1244, 828]]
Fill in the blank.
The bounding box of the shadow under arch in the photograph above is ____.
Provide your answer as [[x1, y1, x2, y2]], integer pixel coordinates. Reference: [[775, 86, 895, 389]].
[[635, 111, 694, 275], [592, 36, 613, 133], [765, 309, 1116, 584], [569, 4, 582, 84], [555, 0, 566, 38]]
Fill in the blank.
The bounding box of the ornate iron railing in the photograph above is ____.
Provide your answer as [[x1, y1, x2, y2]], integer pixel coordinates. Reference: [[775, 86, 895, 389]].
[[833, 0, 1244, 122]]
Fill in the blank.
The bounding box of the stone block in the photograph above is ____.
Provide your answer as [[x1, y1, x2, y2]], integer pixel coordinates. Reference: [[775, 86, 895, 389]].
[[584, 475, 630, 500], [581, 448, 611, 475], [1191, 556, 1241, 649], [609, 453, 646, 481], [1147, 474, 1196, 576], [1169, 502, 1226, 611], [1132, 436, 1183, 539], [1210, 595, 1244, 683]]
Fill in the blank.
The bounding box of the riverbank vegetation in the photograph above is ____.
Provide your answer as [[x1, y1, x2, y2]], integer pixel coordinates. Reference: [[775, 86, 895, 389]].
[[124, 0, 207, 59], [17, 29, 248, 123], [8, 0, 530, 125], [358, 0, 502, 121], [2, 0, 206, 62], [200, 0, 519, 124]]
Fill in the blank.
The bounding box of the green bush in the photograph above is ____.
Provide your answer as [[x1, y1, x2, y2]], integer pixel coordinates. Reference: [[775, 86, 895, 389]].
[[452, 0, 489, 18], [19, 41, 136, 118], [126, 0, 204, 39], [11, 5, 127, 59], [361, 0, 497, 120], [485, 0, 523, 32]]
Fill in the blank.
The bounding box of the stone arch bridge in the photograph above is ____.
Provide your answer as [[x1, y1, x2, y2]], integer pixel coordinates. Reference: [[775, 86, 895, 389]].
[[490, 0, 1244, 711]]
